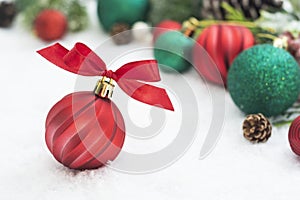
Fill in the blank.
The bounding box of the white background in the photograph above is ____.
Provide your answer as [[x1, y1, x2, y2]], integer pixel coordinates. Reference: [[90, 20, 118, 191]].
[[0, 1, 300, 199]]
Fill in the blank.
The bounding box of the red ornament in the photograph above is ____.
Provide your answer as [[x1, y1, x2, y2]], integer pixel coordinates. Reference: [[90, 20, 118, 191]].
[[46, 92, 125, 170], [34, 9, 67, 41], [289, 116, 300, 156], [37, 43, 174, 170], [193, 24, 255, 85], [153, 20, 182, 43]]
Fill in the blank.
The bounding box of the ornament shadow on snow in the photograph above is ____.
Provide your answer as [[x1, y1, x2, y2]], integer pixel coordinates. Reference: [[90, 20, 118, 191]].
[[38, 28, 226, 173]]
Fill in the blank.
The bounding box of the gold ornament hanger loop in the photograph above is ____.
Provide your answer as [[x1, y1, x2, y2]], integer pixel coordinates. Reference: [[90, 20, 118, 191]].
[[94, 76, 115, 99]]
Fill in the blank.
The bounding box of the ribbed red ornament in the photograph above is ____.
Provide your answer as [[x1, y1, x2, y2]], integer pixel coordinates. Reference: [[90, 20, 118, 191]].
[[45, 91, 125, 170], [193, 24, 255, 85], [38, 42, 174, 170], [288, 116, 300, 156]]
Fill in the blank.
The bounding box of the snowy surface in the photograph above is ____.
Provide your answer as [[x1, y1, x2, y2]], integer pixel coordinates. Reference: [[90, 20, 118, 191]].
[[1, 1, 300, 200]]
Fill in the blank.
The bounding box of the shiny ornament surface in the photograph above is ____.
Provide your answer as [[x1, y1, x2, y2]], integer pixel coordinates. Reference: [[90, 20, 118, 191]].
[[97, 0, 149, 32], [228, 44, 300, 117], [154, 31, 194, 73], [45, 92, 125, 170], [193, 24, 255, 85], [34, 9, 67, 41], [289, 116, 300, 156]]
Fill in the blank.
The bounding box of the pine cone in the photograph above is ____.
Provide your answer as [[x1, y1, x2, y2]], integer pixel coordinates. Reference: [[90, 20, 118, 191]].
[[0, 1, 17, 28], [110, 23, 132, 45], [201, 0, 283, 20], [242, 113, 272, 143]]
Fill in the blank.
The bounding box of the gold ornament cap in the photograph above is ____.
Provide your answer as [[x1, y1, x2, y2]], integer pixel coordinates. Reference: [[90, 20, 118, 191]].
[[94, 76, 115, 99], [182, 17, 199, 37]]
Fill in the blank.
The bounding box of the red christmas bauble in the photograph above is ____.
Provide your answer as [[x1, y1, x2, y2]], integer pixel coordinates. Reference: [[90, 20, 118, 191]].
[[34, 9, 67, 41], [193, 24, 255, 85], [45, 92, 125, 170], [153, 20, 181, 43], [289, 116, 300, 156]]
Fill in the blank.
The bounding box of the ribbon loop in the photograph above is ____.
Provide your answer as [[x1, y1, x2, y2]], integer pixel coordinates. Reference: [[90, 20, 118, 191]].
[[115, 60, 161, 82], [37, 43, 174, 111]]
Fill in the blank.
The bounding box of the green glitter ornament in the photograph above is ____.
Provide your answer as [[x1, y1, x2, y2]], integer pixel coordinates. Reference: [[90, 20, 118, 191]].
[[154, 31, 194, 73], [228, 44, 300, 117], [97, 0, 149, 32]]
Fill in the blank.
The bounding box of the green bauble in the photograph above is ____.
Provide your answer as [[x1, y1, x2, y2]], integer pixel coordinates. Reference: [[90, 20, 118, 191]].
[[154, 31, 194, 73], [97, 0, 149, 32], [228, 44, 300, 117]]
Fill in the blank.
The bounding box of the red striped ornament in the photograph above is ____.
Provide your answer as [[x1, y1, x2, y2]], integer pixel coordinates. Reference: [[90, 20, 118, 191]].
[[38, 43, 174, 170], [193, 24, 255, 85], [45, 92, 125, 170], [288, 116, 300, 156]]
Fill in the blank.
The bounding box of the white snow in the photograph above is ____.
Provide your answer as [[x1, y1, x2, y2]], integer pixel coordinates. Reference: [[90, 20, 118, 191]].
[[1, 1, 300, 200]]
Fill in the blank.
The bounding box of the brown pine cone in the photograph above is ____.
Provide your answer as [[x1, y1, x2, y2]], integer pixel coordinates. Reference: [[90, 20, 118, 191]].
[[242, 113, 272, 143], [0, 1, 17, 28], [110, 23, 132, 45]]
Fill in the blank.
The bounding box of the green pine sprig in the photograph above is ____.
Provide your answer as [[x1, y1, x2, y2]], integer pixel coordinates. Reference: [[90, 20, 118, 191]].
[[187, 16, 277, 44], [67, 0, 88, 32], [272, 102, 300, 127], [221, 2, 246, 21]]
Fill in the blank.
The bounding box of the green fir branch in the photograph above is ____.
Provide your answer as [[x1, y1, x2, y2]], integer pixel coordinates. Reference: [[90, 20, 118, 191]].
[[221, 2, 246, 21], [272, 102, 300, 127]]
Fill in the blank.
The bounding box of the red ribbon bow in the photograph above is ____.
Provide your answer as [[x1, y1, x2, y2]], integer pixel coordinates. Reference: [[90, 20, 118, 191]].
[[37, 42, 174, 111]]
